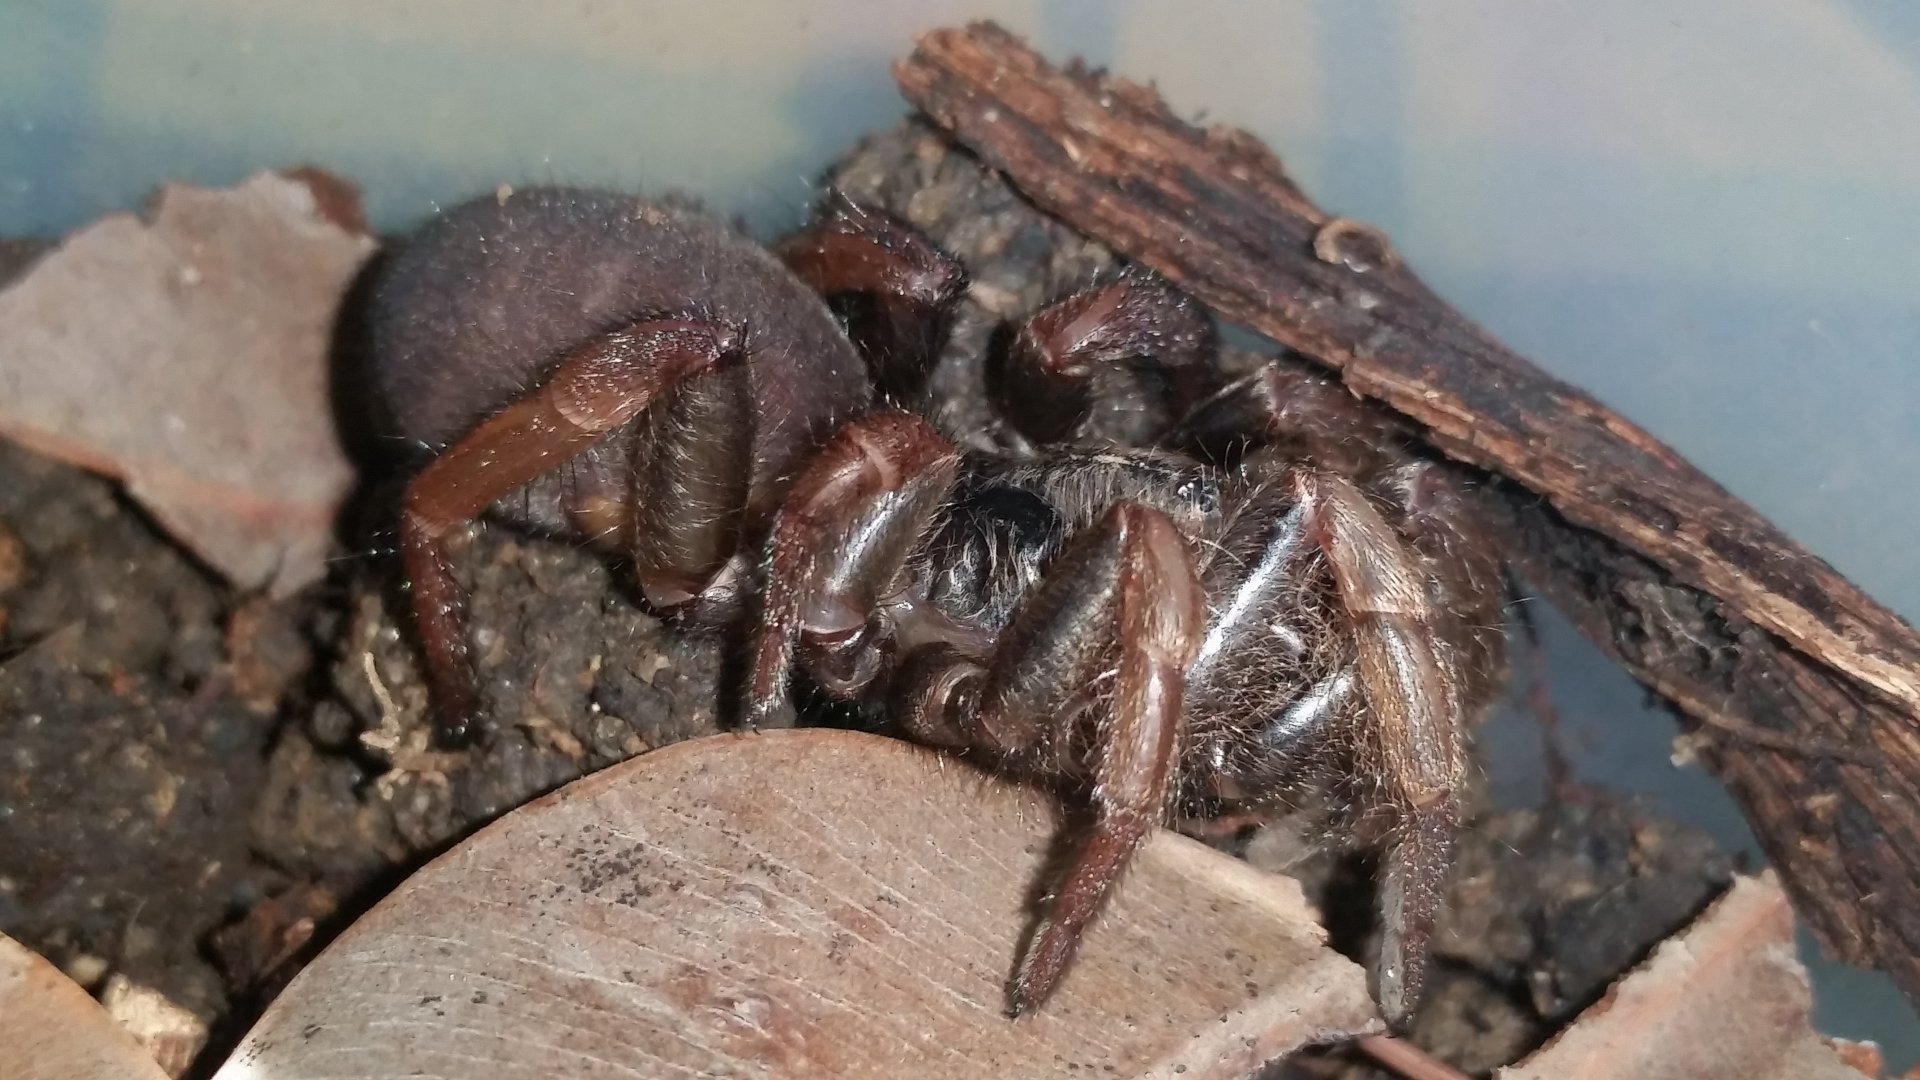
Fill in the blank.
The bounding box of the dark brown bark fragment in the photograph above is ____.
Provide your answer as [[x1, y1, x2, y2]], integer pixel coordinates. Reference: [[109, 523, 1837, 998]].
[[893, 22, 1920, 1004]]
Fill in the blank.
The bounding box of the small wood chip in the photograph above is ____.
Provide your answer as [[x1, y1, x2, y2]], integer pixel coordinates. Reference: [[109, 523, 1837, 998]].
[[0, 171, 372, 595]]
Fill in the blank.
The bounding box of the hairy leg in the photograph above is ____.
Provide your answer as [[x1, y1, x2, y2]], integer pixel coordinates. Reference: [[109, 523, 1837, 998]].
[[746, 410, 962, 725], [1391, 459, 1510, 708], [1173, 358, 1412, 478], [992, 269, 1215, 445], [402, 318, 742, 745], [622, 360, 756, 616], [900, 502, 1206, 1014], [1182, 469, 1355, 792], [1296, 469, 1467, 1025], [776, 195, 966, 403]]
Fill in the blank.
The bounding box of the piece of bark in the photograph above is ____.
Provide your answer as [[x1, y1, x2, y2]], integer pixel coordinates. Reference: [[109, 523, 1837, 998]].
[[1497, 873, 1870, 1080], [216, 729, 1379, 1079], [0, 932, 170, 1080], [0, 171, 372, 596], [892, 22, 1920, 1005]]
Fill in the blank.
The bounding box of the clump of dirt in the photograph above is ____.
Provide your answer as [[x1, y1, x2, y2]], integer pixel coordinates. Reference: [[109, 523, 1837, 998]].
[[257, 519, 739, 884], [0, 438, 277, 1020], [0, 439, 735, 1039]]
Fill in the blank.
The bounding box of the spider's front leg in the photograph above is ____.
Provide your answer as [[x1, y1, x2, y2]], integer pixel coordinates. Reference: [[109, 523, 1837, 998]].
[[893, 501, 1207, 1015], [746, 410, 963, 725], [991, 269, 1216, 445], [402, 319, 744, 745], [778, 196, 967, 404], [1297, 469, 1468, 1025]]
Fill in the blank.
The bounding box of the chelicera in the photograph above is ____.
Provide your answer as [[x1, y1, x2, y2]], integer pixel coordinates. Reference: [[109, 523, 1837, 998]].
[[362, 186, 1507, 1024]]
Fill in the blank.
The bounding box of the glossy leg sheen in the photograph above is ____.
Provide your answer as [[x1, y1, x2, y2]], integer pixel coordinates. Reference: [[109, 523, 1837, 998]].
[[747, 410, 962, 727], [1296, 469, 1466, 1024], [1175, 357, 1506, 1024], [897, 502, 1206, 1015], [401, 318, 743, 745], [624, 360, 756, 614], [1184, 475, 1351, 782], [1014, 504, 1205, 1015]]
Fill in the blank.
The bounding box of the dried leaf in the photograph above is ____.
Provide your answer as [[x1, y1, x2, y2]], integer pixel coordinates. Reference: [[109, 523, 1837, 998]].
[[0, 172, 372, 595], [0, 932, 170, 1080], [218, 729, 1379, 1078], [1498, 873, 1873, 1080]]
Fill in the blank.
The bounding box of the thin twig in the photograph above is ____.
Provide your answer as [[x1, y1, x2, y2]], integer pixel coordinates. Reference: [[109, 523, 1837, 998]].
[[1356, 1034, 1474, 1080]]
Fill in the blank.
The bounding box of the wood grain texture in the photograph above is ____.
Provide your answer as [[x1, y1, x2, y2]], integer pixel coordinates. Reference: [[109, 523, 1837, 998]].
[[216, 730, 1378, 1079], [892, 22, 1920, 1005]]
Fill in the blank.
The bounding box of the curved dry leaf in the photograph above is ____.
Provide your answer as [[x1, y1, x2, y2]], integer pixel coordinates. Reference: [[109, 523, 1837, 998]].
[[1498, 873, 1873, 1080], [217, 729, 1378, 1079], [0, 932, 170, 1080], [0, 171, 371, 596]]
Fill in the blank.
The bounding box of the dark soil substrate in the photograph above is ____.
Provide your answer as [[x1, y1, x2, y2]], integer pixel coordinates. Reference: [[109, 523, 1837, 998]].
[[0, 119, 1733, 1077]]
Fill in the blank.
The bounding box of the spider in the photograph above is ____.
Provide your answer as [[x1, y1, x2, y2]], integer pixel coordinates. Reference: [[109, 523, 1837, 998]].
[[361, 185, 1508, 1025]]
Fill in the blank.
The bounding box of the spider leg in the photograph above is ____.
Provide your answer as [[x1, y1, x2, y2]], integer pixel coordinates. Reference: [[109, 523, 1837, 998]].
[[1394, 460, 1511, 710], [909, 501, 1206, 1015], [776, 195, 967, 403], [992, 270, 1215, 444], [887, 642, 987, 749], [746, 410, 961, 726], [623, 353, 758, 617], [402, 318, 742, 746], [1183, 471, 1355, 788], [1297, 469, 1466, 1025]]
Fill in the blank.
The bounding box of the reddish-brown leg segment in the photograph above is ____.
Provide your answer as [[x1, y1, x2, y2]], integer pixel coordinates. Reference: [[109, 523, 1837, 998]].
[[746, 410, 962, 727], [993, 270, 1215, 444], [777, 197, 966, 402], [402, 318, 743, 745], [1295, 469, 1467, 1025], [898, 502, 1206, 1015]]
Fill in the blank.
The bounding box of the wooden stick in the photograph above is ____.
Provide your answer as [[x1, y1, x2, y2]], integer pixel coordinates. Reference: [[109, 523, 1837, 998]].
[[895, 22, 1920, 1005], [1358, 1035, 1474, 1080]]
